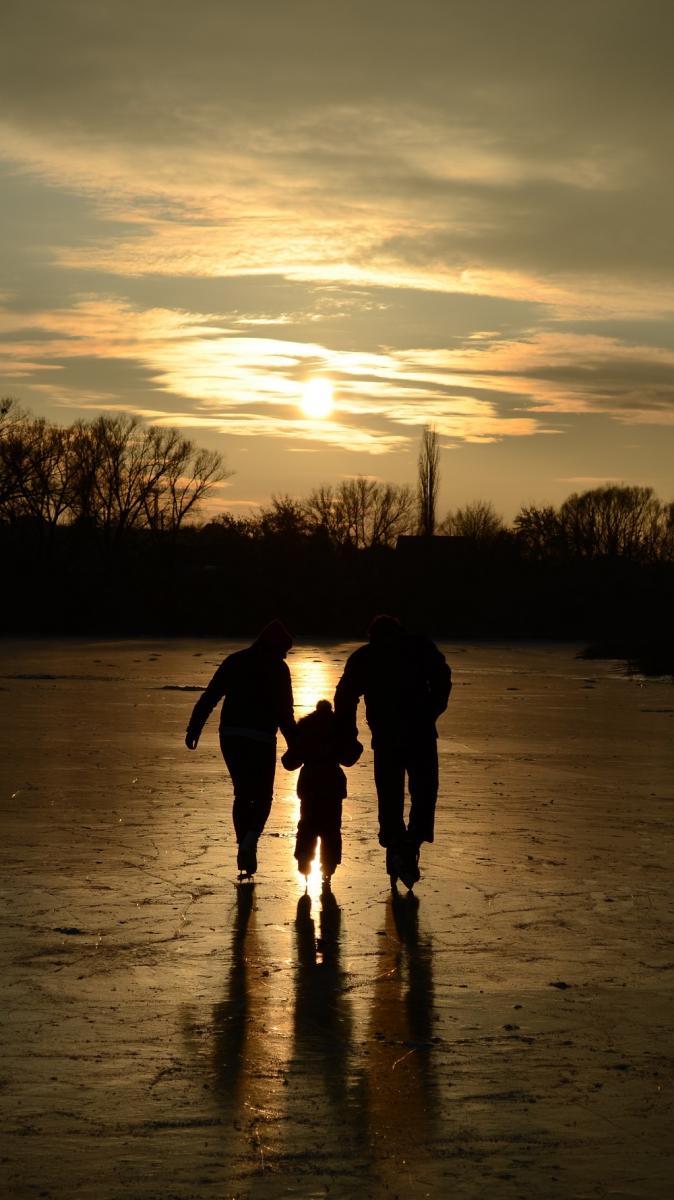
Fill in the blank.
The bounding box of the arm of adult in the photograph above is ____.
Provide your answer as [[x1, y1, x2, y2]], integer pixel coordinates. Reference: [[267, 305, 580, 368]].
[[333, 648, 365, 740], [277, 660, 296, 748], [185, 660, 229, 750], [426, 640, 452, 720], [338, 737, 363, 767], [281, 745, 303, 770]]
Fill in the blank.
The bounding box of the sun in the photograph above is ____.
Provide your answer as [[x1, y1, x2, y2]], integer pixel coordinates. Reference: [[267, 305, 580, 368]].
[[301, 377, 334, 419]]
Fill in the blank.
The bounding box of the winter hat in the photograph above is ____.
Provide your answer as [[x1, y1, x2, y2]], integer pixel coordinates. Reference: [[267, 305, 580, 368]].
[[367, 614, 402, 642], [256, 619, 293, 652]]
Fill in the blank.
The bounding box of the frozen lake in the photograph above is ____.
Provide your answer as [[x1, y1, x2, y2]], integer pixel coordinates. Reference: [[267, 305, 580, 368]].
[[1, 638, 673, 1198]]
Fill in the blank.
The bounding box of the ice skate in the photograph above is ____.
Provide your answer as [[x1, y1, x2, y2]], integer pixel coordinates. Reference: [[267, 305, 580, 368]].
[[320, 847, 338, 885], [237, 831, 258, 880], [296, 849, 313, 883], [398, 846, 420, 892], [386, 846, 405, 886]]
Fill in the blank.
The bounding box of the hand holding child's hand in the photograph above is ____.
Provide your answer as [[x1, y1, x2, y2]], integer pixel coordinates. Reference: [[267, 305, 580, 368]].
[[340, 738, 363, 767], [282, 746, 303, 770]]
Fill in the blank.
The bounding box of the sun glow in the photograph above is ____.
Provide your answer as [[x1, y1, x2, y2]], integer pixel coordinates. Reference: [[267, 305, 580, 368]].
[[301, 377, 334, 419]]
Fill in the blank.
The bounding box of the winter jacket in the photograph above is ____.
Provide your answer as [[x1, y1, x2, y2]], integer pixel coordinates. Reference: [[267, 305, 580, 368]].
[[282, 704, 362, 803], [187, 642, 295, 746], [334, 631, 451, 747]]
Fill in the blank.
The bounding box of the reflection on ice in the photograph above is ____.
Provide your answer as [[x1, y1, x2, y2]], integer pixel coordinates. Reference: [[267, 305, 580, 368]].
[[4, 638, 672, 1197], [302, 837, 325, 902], [211, 884, 255, 1107], [290, 653, 335, 716], [289, 884, 360, 1138], [283, 646, 348, 892], [360, 891, 438, 1190]]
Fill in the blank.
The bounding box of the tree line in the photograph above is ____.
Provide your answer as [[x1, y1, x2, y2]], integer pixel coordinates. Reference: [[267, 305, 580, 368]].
[[1, 401, 673, 669], [248, 485, 674, 562], [0, 399, 227, 541], [3, 399, 672, 562]]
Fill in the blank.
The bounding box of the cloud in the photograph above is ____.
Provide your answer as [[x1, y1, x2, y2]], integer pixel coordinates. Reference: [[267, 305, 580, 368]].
[[2, 2, 673, 303], [444, 331, 674, 423], [3, 3, 672, 140], [555, 476, 636, 485], [5, 286, 674, 456], [1, 0, 674, 513], [0, 294, 556, 446]]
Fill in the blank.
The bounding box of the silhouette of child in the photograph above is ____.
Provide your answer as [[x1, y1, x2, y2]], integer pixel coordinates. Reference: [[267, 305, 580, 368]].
[[282, 699, 362, 881]]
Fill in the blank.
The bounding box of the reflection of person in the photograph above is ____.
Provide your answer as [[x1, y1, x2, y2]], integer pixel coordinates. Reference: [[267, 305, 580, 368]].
[[334, 614, 451, 889], [211, 884, 255, 1104], [282, 699, 362, 881], [185, 620, 295, 876], [292, 887, 357, 1119], [360, 891, 438, 1188]]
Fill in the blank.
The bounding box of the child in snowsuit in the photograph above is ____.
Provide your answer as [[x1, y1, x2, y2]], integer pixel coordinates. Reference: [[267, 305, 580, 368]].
[[282, 699, 362, 881]]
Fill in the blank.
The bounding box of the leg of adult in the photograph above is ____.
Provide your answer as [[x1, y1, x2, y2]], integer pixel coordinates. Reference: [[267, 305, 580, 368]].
[[406, 734, 439, 848], [373, 741, 407, 849], [220, 734, 276, 843]]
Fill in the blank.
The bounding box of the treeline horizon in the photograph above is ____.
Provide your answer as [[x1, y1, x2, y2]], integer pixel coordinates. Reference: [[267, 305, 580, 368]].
[[2, 401, 673, 672]]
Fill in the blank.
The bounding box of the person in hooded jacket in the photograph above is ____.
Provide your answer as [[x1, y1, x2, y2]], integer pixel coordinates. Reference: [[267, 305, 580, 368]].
[[185, 620, 295, 876], [334, 614, 451, 890], [282, 698, 362, 883]]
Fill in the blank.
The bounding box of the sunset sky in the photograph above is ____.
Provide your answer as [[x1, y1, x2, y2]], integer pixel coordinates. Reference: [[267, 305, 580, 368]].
[[1, 1, 673, 519]]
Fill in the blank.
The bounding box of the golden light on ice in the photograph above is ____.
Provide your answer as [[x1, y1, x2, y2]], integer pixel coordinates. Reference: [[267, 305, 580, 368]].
[[304, 841, 325, 900], [301, 377, 334, 419]]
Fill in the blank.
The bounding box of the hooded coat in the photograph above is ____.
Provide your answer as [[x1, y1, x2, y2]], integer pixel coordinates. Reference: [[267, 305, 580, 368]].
[[334, 626, 451, 747], [186, 622, 295, 746]]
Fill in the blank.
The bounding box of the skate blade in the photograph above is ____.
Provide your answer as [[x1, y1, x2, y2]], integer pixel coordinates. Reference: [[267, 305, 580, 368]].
[[398, 870, 419, 891]]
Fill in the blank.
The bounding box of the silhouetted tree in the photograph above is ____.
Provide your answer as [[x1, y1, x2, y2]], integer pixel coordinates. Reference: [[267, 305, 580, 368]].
[[558, 484, 664, 561], [514, 503, 564, 559], [416, 426, 440, 536], [206, 512, 257, 539], [68, 415, 229, 539], [147, 444, 227, 534], [514, 485, 674, 564], [662, 501, 674, 560], [336, 478, 415, 548], [71, 415, 157, 538], [439, 498, 505, 542], [0, 412, 75, 536], [3, 397, 673, 651], [257, 494, 309, 540], [0, 398, 27, 516], [0, 396, 24, 434], [1, 406, 229, 544], [303, 484, 351, 545], [301, 478, 414, 549], [367, 480, 416, 548]]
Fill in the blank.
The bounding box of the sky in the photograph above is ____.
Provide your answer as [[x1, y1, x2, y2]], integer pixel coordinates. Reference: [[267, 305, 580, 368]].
[[1, 0, 673, 521]]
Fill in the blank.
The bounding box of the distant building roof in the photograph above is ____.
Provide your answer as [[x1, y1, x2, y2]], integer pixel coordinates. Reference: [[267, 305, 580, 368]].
[[396, 534, 471, 553]]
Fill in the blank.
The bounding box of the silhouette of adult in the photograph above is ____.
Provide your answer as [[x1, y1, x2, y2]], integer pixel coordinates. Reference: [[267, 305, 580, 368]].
[[334, 615, 451, 889], [185, 620, 295, 875]]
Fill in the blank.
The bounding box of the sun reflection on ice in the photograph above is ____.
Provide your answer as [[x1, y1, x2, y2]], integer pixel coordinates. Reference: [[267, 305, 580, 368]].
[[292, 654, 334, 717], [301, 838, 325, 902]]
